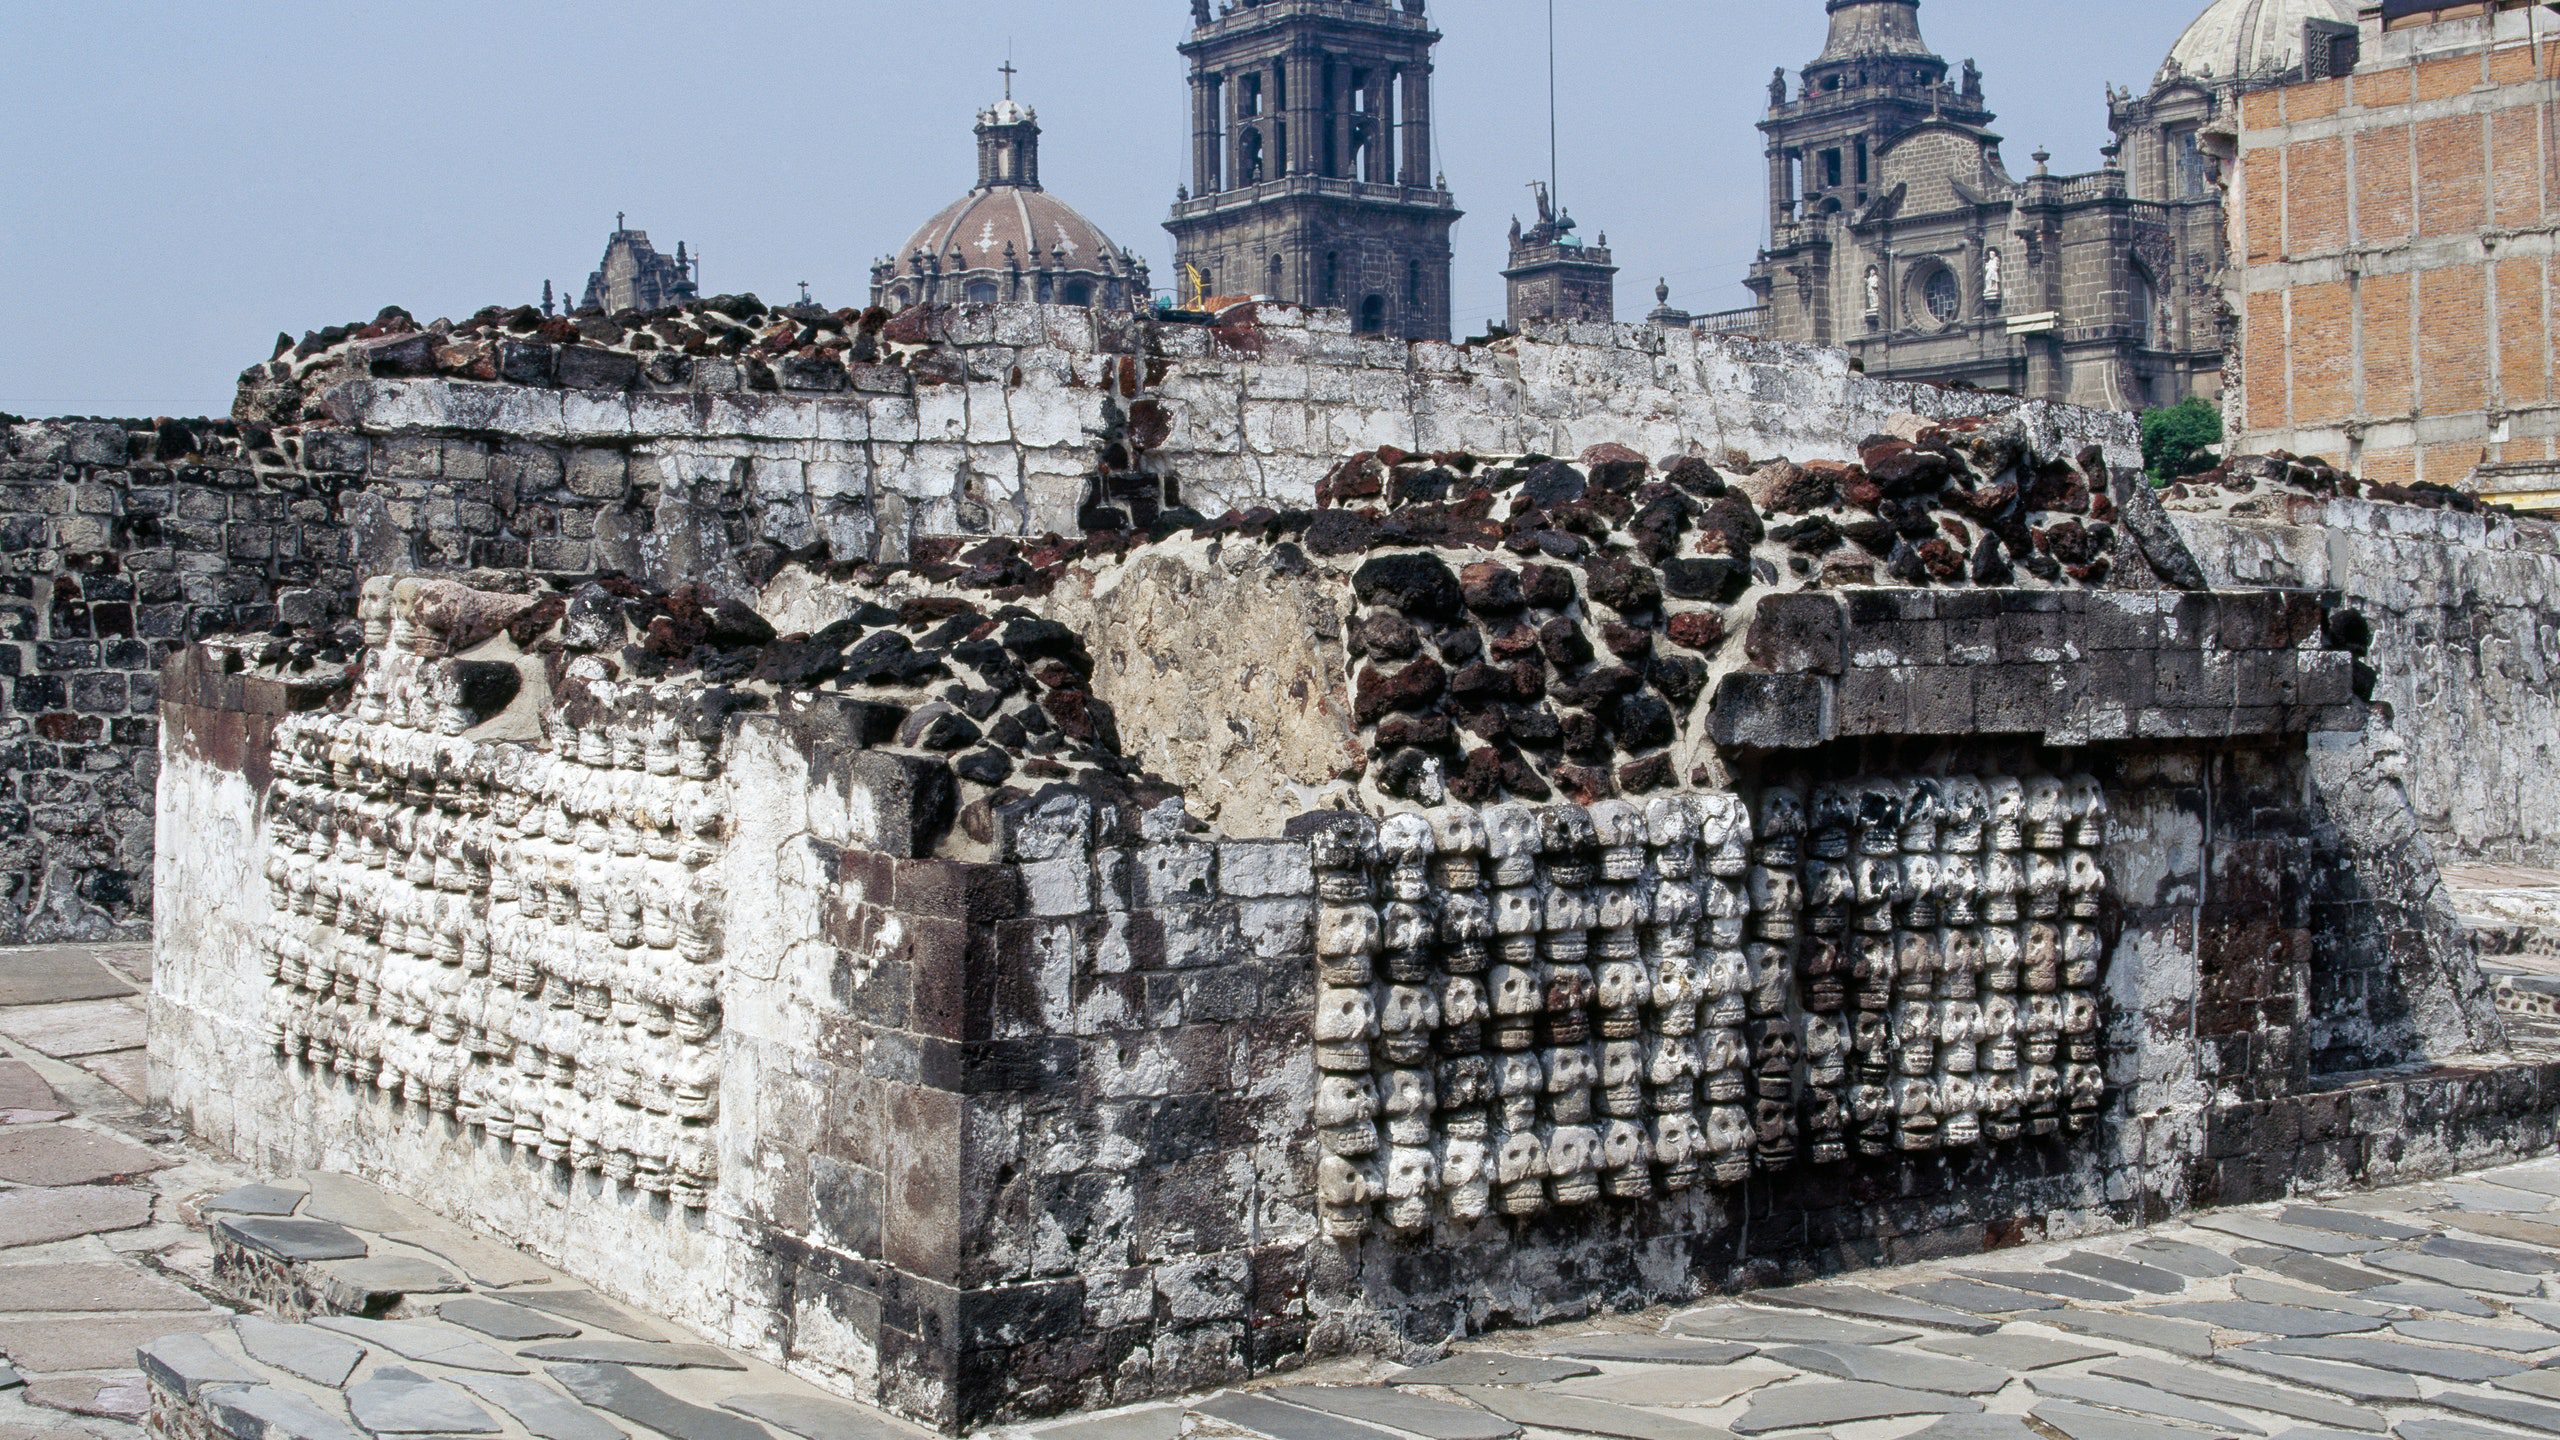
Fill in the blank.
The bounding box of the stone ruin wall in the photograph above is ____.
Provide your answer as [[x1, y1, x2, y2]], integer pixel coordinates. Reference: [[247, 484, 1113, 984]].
[[149, 457, 2541, 1431], [2, 303, 2134, 944], [2177, 491, 2560, 869]]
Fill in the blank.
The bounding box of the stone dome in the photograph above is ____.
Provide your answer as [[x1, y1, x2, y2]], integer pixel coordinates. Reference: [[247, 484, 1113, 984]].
[[897, 186, 1126, 277], [2162, 0, 2360, 85], [872, 96, 1149, 313]]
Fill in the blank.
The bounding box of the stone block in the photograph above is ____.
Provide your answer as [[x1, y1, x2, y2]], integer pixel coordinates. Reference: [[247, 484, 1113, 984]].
[[1740, 589, 1843, 671], [1835, 668, 1910, 734], [1905, 666, 1978, 733], [1707, 673, 1834, 749]]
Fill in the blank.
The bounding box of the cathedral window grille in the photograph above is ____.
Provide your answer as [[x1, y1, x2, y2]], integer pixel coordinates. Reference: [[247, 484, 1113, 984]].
[[1922, 265, 1961, 325]]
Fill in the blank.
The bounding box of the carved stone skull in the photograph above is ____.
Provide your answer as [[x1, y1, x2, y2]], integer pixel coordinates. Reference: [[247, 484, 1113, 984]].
[[1751, 786, 1803, 868]]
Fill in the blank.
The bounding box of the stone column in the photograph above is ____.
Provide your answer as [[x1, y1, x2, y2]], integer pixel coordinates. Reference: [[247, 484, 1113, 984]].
[[1193, 72, 1218, 194], [1289, 50, 1321, 177], [1402, 63, 1432, 187]]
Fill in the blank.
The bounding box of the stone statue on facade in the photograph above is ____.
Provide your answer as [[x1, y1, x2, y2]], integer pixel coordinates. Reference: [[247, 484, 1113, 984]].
[[1983, 247, 2003, 306], [1770, 68, 1788, 107], [1864, 266, 1882, 319]]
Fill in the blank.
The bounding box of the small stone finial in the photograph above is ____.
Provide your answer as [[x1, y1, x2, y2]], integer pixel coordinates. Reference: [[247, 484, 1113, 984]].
[[541, 280, 555, 318], [798, 281, 812, 305], [2101, 142, 2122, 172], [2032, 148, 2052, 177], [1656, 278, 1671, 306]]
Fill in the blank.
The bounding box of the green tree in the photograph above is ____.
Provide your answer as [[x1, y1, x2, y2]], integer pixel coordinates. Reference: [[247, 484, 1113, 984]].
[[2141, 397, 2224, 481]]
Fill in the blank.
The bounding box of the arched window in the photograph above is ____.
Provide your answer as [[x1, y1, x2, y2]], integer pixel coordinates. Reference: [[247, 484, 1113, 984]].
[[965, 280, 1001, 305], [1241, 128, 1265, 185], [1268, 254, 1285, 296], [1324, 253, 1342, 305], [1061, 280, 1094, 307], [1359, 294, 1388, 334]]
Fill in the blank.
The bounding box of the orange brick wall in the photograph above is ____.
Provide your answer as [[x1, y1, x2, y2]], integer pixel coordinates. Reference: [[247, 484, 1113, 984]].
[[2238, 34, 2557, 486]]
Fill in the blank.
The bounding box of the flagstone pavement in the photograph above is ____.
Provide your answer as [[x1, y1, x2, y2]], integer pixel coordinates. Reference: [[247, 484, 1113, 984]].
[[12, 943, 2560, 1440]]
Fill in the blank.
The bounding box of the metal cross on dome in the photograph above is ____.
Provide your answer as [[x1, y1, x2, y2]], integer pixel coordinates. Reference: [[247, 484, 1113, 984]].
[[1000, 58, 1017, 100]]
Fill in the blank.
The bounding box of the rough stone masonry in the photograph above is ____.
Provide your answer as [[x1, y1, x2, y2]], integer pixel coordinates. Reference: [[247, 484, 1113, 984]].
[[4, 299, 2137, 946], [141, 305, 2552, 1429]]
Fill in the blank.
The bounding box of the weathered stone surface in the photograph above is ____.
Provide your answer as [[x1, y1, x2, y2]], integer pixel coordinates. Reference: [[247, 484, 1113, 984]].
[[1666, 1309, 1917, 1346], [24, 1373, 148, 1423], [202, 1184, 306, 1218], [0, 1063, 66, 1125], [2250, 1336, 2522, 1383], [218, 1215, 369, 1263], [2369, 1282, 2493, 1317], [1917, 1333, 2108, 1371], [2246, 1254, 2393, 1294], [4, 1313, 220, 1371], [1189, 1392, 1401, 1440], [1731, 1381, 1979, 1434], [2041, 1254, 2184, 1297], [1544, 1366, 1790, 1409], [2231, 1279, 2406, 1318], [1763, 1283, 2000, 1333], [1029, 1409, 1185, 1440], [1972, 1269, 2134, 1304], [2029, 1400, 2222, 1440], [0, 999, 143, 1058], [2430, 1389, 2560, 1435], [2145, 1302, 2385, 1338], [1390, 1356, 1594, 1388], [300, 1171, 440, 1234], [1459, 1388, 1736, 1440], [2276, 1208, 2429, 1243], [1760, 1344, 2008, 1395], [0, 950, 135, 1007], [521, 1339, 747, 1371], [2393, 1421, 2543, 1440], [2212, 1352, 2420, 1403], [457, 1374, 632, 1440], [2366, 1252, 2545, 1296], [2128, 1240, 2242, 1278], [549, 1365, 778, 1440], [0, 1125, 166, 1185], [0, 1259, 208, 1311], [2092, 1357, 2381, 1432], [437, 1297, 581, 1342], [136, 1332, 258, 1400], [506, 1289, 673, 1340], [2040, 1310, 2220, 1359], [1537, 1336, 1756, 1367], [203, 1383, 367, 1440], [2026, 1374, 2263, 1434], [2420, 1234, 2560, 1272], [236, 1317, 365, 1388], [311, 1317, 529, 1373], [2192, 1217, 2386, 1257], [2390, 1318, 2556, 1353], [1892, 1279, 2062, 1315], [318, 1255, 463, 1307], [1262, 1387, 1516, 1440], [347, 1366, 503, 1436]]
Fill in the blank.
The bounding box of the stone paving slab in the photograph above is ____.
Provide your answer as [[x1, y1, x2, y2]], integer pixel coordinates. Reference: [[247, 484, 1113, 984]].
[[0, 1001, 143, 1060], [68, 1056, 142, 1106], [1456, 1387, 1735, 1440], [2090, 1355, 2383, 1432], [0, 952, 138, 1009], [0, 1314, 222, 1373], [1261, 1385, 1520, 1440], [0, 1127, 168, 1187], [0, 1186, 151, 1248], [2023, 1372, 2265, 1435], [2431, 1387, 2560, 1434], [1542, 1366, 1789, 1410], [0, 1262, 206, 1314], [1759, 1282, 1999, 1333], [2052, 1252, 2189, 1295], [1533, 1336, 1755, 1366], [1729, 1380, 1980, 1434], [0, 1067, 67, 1127]]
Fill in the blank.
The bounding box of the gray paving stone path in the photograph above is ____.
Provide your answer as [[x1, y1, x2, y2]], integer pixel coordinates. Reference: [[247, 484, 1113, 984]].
[[1040, 1152, 2560, 1440], [13, 938, 2560, 1440]]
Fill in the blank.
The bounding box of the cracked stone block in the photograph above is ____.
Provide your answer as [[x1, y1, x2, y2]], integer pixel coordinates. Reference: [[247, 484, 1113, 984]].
[[0, 1183, 152, 1247], [0, 1125, 171, 1186]]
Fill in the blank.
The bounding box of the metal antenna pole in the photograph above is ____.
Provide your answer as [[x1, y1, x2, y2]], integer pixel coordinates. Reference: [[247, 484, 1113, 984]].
[[1547, 0, 1559, 211]]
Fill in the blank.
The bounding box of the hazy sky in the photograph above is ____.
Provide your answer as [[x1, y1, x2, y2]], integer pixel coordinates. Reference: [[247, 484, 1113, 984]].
[[1, 1, 2204, 418]]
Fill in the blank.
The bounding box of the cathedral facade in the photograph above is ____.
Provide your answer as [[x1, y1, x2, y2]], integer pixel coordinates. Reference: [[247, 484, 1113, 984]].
[[1163, 0, 1462, 341], [1730, 0, 2355, 411]]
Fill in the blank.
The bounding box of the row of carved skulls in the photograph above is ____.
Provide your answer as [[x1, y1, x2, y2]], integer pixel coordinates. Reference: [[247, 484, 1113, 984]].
[[1304, 780, 2110, 1238], [269, 843, 724, 963], [262, 914, 721, 1044], [267, 990, 716, 1208], [275, 715, 729, 837]]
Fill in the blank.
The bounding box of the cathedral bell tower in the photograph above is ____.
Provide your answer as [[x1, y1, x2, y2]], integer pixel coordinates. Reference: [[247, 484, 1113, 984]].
[[1164, 0, 1462, 341]]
